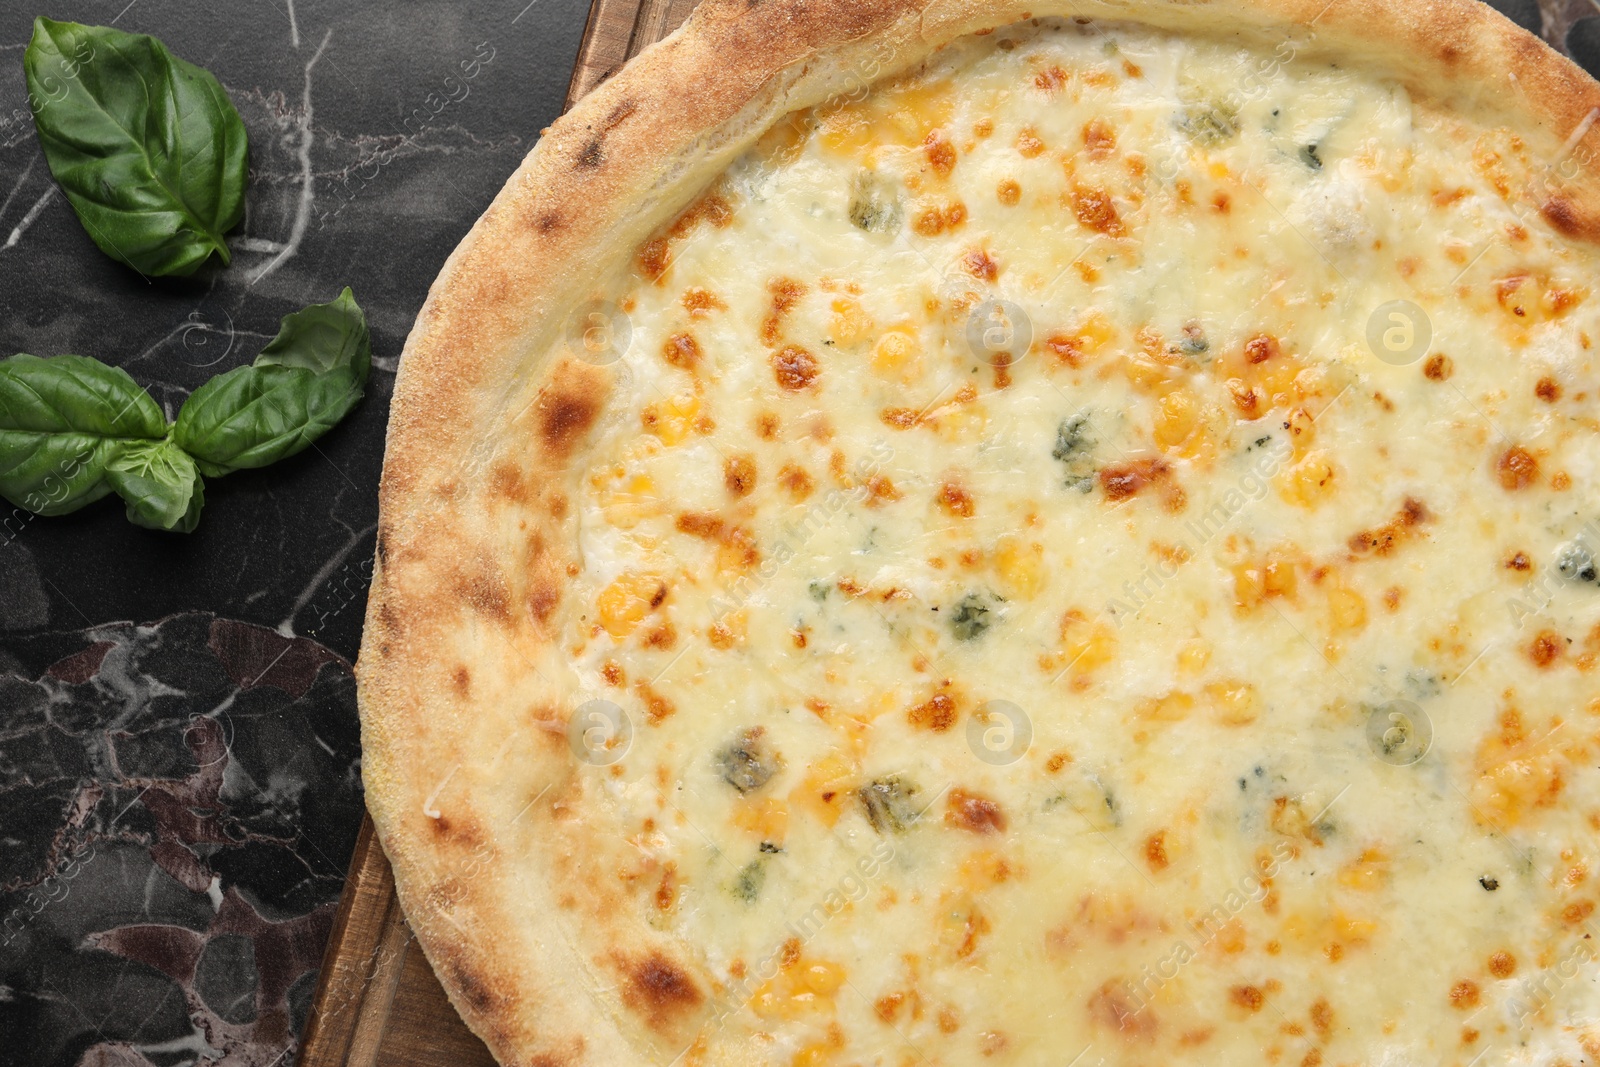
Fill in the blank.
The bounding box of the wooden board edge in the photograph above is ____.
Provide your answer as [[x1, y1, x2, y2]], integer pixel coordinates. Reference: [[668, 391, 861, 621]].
[[565, 0, 647, 108], [564, 0, 697, 108], [295, 816, 408, 1065], [299, 2, 700, 1061]]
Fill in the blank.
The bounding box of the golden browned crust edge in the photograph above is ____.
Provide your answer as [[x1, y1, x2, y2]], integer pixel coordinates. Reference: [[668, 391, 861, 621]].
[[356, 2, 1600, 1063]]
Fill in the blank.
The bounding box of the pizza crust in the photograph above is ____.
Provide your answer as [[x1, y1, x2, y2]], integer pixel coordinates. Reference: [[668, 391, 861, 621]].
[[356, 2, 1600, 1063]]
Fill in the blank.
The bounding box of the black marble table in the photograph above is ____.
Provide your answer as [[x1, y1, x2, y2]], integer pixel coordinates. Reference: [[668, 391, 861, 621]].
[[0, 1, 1594, 1065], [0, 1, 585, 1063]]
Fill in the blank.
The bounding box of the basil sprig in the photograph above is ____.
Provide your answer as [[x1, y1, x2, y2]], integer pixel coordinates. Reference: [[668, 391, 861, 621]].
[[105, 439, 205, 533], [0, 289, 370, 532], [25, 18, 249, 277], [174, 290, 371, 476], [0, 354, 167, 515]]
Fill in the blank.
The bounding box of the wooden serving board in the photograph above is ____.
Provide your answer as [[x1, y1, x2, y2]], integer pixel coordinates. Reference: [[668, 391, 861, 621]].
[[293, 1, 697, 1062], [294, 2, 1597, 1063]]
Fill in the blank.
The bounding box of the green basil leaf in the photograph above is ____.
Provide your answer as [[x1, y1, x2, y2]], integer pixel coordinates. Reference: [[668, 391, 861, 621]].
[[0, 353, 166, 515], [105, 439, 204, 532], [25, 18, 249, 277], [172, 365, 359, 477], [257, 288, 372, 376], [172, 289, 371, 475]]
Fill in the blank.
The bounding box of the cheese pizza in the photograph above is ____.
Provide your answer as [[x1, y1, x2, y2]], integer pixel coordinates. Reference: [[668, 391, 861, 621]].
[[358, 1, 1600, 1064]]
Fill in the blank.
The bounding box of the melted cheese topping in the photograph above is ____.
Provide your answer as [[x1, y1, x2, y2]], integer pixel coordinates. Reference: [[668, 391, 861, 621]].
[[558, 19, 1600, 1066]]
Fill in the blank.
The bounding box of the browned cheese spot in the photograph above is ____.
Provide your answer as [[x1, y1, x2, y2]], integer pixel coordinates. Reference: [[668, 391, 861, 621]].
[[963, 247, 1000, 281], [1033, 65, 1069, 93], [773, 345, 819, 391], [698, 194, 733, 228], [1227, 378, 1262, 416], [639, 236, 670, 281], [1528, 629, 1564, 668], [938, 478, 976, 517], [925, 130, 957, 175], [1496, 446, 1539, 490], [864, 475, 901, 506], [881, 407, 921, 429], [676, 512, 725, 540], [668, 191, 734, 237], [1088, 980, 1157, 1039], [662, 332, 701, 369], [1045, 333, 1089, 368], [1145, 830, 1170, 871], [1071, 185, 1123, 235], [721, 525, 760, 570], [724, 454, 757, 497], [636, 681, 676, 725], [1348, 497, 1430, 556], [947, 788, 1006, 834], [1310, 998, 1334, 1038], [1231, 985, 1265, 1013], [1082, 119, 1117, 159], [1245, 333, 1281, 364], [909, 692, 957, 732], [778, 463, 815, 500], [682, 286, 726, 317], [762, 278, 807, 345], [655, 863, 677, 912], [1099, 457, 1170, 501], [911, 200, 967, 237]]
